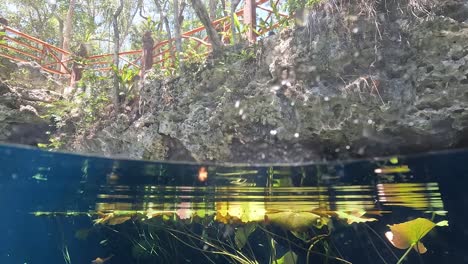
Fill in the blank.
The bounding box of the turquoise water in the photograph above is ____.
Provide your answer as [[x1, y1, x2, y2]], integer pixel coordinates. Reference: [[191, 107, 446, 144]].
[[0, 144, 465, 263]]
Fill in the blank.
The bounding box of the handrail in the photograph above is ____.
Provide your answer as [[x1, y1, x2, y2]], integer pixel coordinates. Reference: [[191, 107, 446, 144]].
[[0, 0, 284, 78]]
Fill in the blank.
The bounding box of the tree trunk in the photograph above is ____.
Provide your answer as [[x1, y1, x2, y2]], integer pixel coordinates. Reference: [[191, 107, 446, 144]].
[[61, 0, 76, 74], [209, 0, 217, 19], [220, 0, 228, 17], [153, 0, 176, 68], [190, 0, 223, 56], [112, 0, 124, 111], [174, 0, 183, 69], [230, 0, 241, 44]]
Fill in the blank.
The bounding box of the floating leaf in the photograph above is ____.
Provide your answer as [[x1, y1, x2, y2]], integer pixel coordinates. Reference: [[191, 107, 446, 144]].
[[266, 212, 323, 232], [235, 223, 256, 249], [385, 218, 448, 254], [276, 251, 297, 264], [335, 210, 377, 224]]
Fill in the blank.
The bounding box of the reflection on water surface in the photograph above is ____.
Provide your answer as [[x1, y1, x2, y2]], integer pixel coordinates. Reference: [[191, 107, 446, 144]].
[[0, 144, 465, 263]]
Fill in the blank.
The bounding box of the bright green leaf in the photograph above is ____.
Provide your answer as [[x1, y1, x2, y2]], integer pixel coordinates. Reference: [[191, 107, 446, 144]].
[[276, 251, 297, 264], [385, 218, 448, 254]]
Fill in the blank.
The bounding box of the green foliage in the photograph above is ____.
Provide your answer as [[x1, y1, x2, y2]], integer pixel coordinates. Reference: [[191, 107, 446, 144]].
[[40, 99, 78, 129], [0, 31, 5, 45], [284, 0, 322, 15], [37, 136, 65, 150], [112, 64, 139, 98], [38, 70, 111, 150]]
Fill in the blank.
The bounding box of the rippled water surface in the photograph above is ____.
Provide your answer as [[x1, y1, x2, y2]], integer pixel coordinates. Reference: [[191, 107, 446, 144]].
[[0, 144, 466, 263]]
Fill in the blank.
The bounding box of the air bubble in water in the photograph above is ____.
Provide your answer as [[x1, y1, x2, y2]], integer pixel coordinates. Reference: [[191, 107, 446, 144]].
[[294, 133, 299, 138], [367, 119, 373, 124], [271, 85, 280, 92], [270, 130, 277, 136], [324, 96, 330, 102]]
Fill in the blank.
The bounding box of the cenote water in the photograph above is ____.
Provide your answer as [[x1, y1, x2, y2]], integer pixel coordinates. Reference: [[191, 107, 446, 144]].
[[0, 144, 466, 264]]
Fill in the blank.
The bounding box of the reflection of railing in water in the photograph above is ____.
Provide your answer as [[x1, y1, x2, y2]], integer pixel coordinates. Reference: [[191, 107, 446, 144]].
[[92, 182, 445, 224], [1, 144, 459, 263]]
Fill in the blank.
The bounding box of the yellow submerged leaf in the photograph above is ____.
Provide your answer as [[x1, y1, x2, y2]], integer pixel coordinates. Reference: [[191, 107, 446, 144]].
[[335, 210, 378, 224], [385, 218, 448, 254], [93, 212, 131, 225], [276, 251, 297, 264], [107, 216, 131, 225], [94, 213, 114, 224], [266, 212, 323, 232]]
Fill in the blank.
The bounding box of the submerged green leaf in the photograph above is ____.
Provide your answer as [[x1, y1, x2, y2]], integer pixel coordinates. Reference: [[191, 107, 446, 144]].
[[335, 210, 377, 224], [235, 223, 257, 249], [266, 212, 323, 231], [385, 218, 448, 254], [276, 251, 297, 264]]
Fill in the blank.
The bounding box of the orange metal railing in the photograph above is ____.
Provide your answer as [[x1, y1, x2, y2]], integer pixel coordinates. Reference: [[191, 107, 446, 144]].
[[0, 0, 287, 78], [0, 26, 73, 75]]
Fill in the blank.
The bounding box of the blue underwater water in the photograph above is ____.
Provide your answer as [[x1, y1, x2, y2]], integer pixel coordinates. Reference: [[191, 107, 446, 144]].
[[0, 143, 467, 264]]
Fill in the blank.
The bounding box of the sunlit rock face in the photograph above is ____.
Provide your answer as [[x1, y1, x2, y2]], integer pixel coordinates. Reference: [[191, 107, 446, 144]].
[[71, 0, 468, 163]]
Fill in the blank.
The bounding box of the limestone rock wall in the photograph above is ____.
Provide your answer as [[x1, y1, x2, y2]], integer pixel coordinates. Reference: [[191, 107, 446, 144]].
[[68, 0, 468, 163]]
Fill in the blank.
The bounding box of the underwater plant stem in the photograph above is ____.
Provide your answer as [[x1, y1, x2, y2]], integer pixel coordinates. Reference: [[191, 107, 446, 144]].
[[306, 234, 327, 264], [396, 244, 414, 264]]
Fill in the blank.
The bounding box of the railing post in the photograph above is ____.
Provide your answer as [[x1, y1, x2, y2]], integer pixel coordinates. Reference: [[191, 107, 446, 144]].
[[0, 17, 8, 41], [140, 31, 154, 79], [69, 43, 88, 91], [243, 0, 257, 43]]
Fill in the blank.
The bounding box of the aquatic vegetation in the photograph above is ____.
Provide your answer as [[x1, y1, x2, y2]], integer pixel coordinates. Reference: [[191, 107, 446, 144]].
[[276, 251, 298, 264], [91, 254, 113, 264], [374, 165, 410, 174], [334, 210, 377, 225], [265, 211, 325, 232], [385, 218, 449, 264], [30, 201, 452, 264]]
